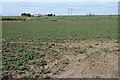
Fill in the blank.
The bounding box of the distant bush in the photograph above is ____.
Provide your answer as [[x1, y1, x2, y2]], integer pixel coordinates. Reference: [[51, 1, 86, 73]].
[[21, 13, 31, 17], [47, 13, 55, 16]]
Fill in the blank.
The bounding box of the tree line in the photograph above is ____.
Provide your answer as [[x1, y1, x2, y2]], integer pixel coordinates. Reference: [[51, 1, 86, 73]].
[[21, 13, 55, 17]]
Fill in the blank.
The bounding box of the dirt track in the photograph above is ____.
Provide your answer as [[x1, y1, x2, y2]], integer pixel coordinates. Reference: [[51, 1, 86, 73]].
[[52, 40, 118, 78]]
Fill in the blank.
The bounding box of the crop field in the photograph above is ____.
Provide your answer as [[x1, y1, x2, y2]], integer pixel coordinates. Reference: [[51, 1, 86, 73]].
[[2, 15, 119, 78]]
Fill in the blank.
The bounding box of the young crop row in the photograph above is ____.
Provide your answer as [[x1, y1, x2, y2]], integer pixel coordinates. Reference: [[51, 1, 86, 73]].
[[2, 15, 118, 78]]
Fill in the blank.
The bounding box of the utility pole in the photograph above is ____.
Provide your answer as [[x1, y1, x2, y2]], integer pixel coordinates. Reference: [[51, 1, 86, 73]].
[[68, 8, 70, 21], [70, 8, 72, 21], [68, 8, 73, 21]]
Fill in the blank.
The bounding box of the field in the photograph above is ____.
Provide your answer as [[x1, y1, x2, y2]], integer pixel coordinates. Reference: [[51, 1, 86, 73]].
[[2, 15, 118, 78]]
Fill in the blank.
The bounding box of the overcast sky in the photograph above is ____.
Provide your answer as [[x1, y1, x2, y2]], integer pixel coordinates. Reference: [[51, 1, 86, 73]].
[[2, 2, 118, 16], [2, 0, 119, 2]]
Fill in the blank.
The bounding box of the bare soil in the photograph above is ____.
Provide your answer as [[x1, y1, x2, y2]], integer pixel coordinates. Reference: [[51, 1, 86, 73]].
[[52, 40, 118, 78], [2, 40, 118, 78]]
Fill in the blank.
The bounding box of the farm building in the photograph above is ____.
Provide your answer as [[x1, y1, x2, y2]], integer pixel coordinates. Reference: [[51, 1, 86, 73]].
[[32, 14, 48, 17]]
